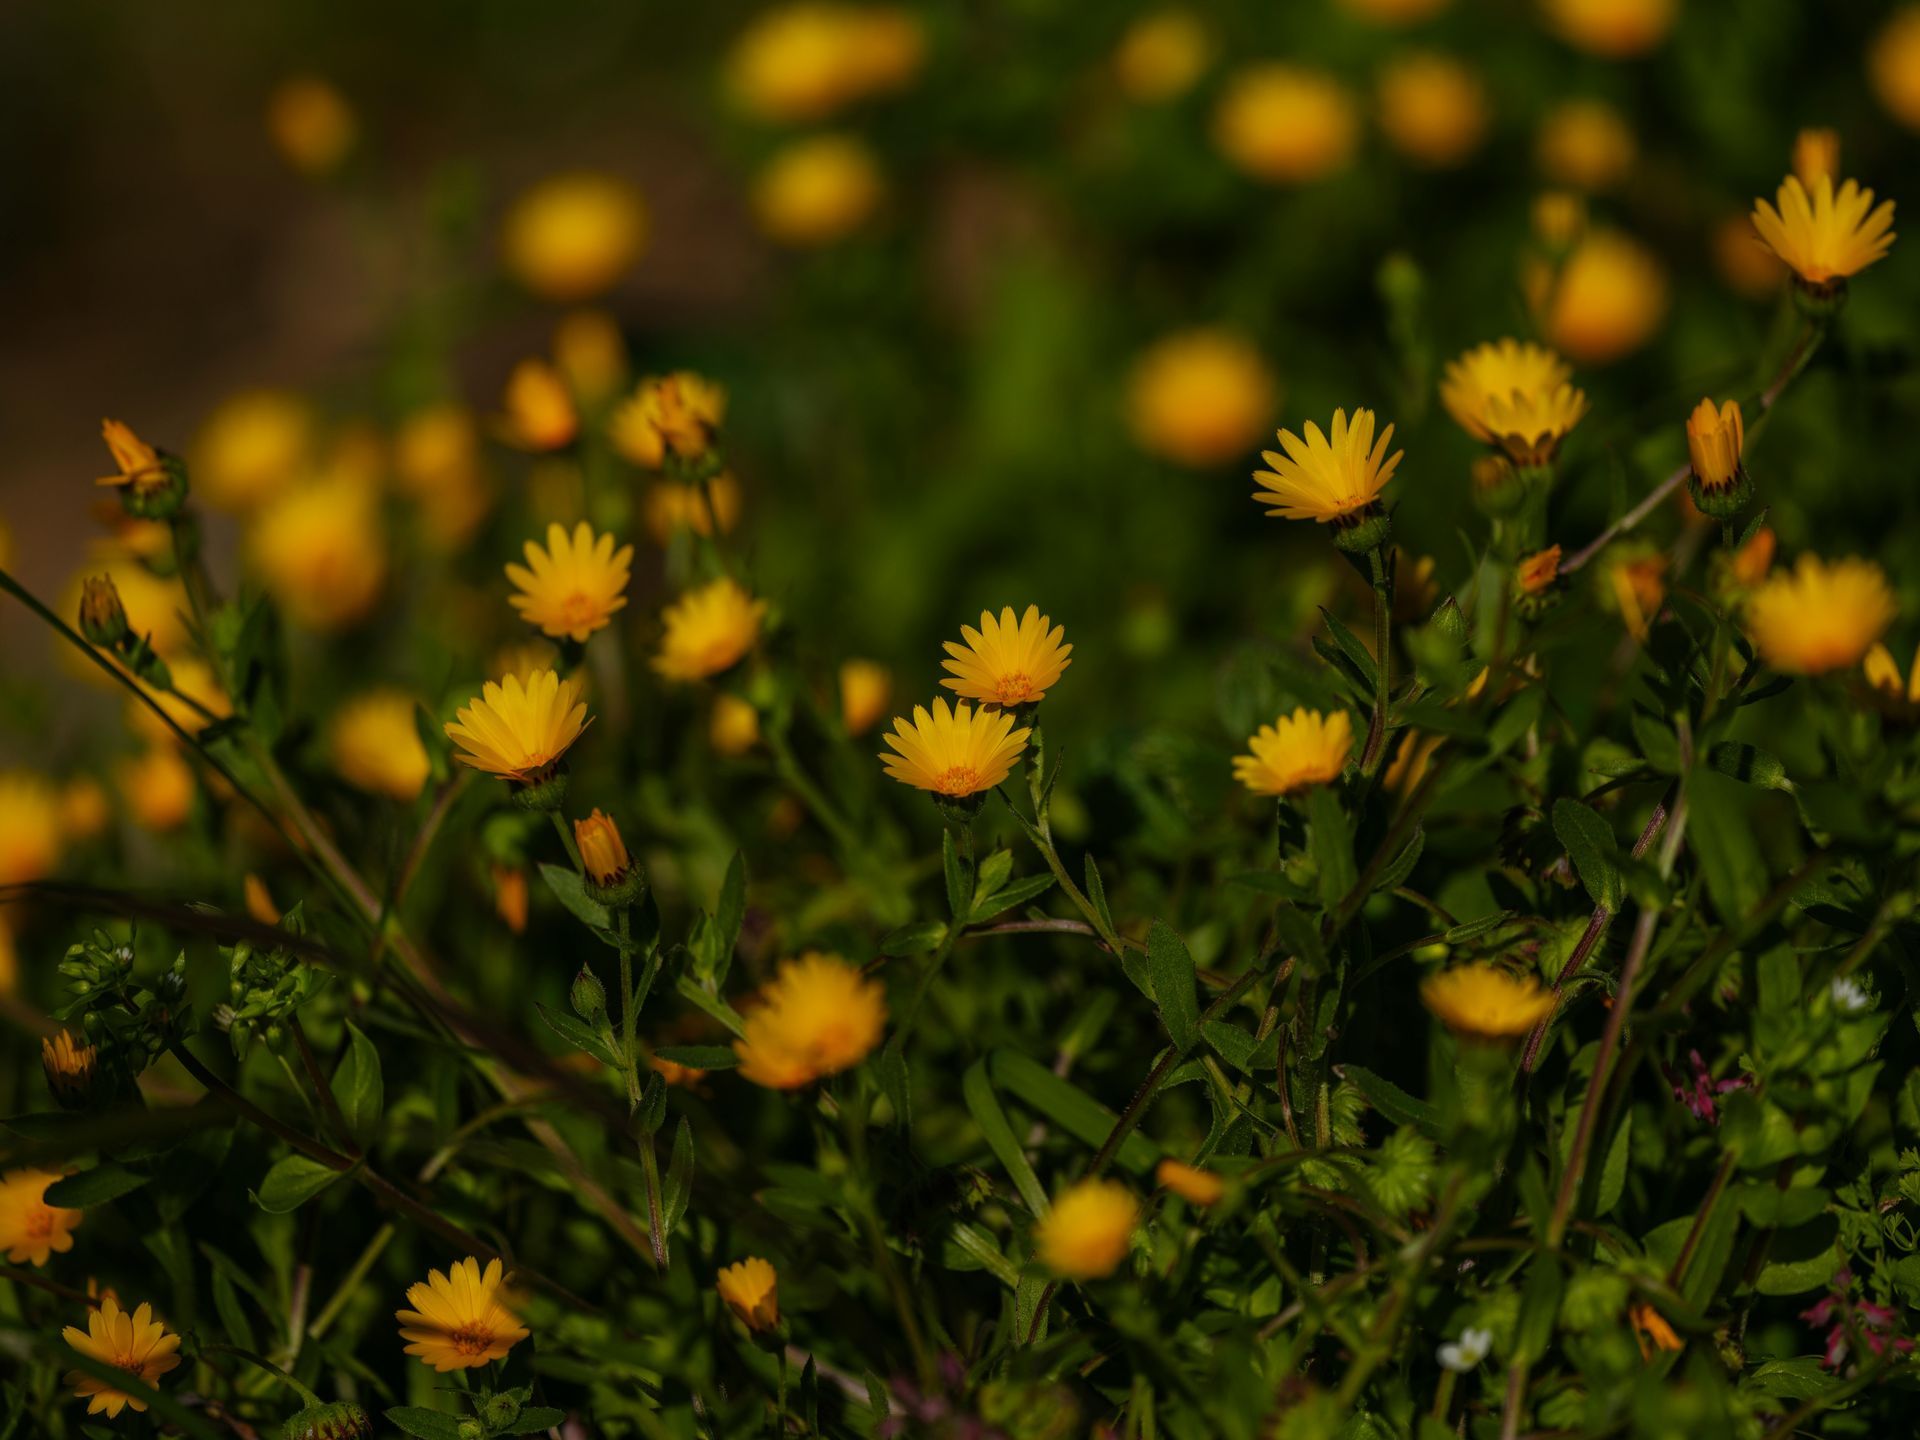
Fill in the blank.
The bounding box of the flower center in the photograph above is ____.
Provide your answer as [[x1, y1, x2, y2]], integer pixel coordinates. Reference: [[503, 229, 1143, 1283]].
[[558, 591, 599, 628], [26, 1206, 52, 1239], [935, 764, 982, 795], [450, 1324, 495, 1357], [993, 672, 1033, 705]]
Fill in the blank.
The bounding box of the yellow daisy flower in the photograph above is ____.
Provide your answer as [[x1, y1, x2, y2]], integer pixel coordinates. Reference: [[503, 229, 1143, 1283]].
[[879, 697, 1031, 797], [193, 390, 311, 512], [0, 1168, 83, 1264], [1516, 545, 1563, 596], [1439, 339, 1589, 465], [1156, 1159, 1226, 1207], [496, 359, 579, 452], [63, 1296, 182, 1418], [1252, 408, 1402, 527], [506, 522, 634, 643], [753, 134, 885, 248], [119, 746, 195, 833], [1420, 964, 1556, 1041], [839, 658, 893, 736], [716, 1257, 780, 1331], [445, 669, 590, 781], [652, 577, 767, 681], [610, 373, 727, 470], [266, 76, 357, 177], [0, 772, 63, 887], [1125, 328, 1277, 468], [1751, 174, 1896, 288], [642, 473, 744, 544], [709, 693, 762, 755], [1541, 0, 1673, 58], [330, 690, 431, 801], [1375, 52, 1490, 170], [1113, 10, 1212, 103], [1035, 1178, 1139, 1280], [501, 172, 648, 304], [1745, 555, 1896, 676], [734, 952, 888, 1089], [248, 476, 387, 631], [395, 1256, 530, 1373], [1604, 550, 1668, 643], [941, 605, 1073, 708], [1232, 708, 1353, 797], [1213, 64, 1359, 184]]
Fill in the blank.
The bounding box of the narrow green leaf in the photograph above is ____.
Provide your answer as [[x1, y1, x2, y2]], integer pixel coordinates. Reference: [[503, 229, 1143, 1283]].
[[942, 829, 971, 922], [1084, 853, 1115, 937], [663, 1117, 695, 1231], [1339, 1064, 1441, 1137], [538, 862, 611, 929], [969, 872, 1055, 924], [329, 1021, 383, 1148], [1552, 797, 1622, 909], [1144, 921, 1200, 1051], [1307, 785, 1356, 911], [535, 1002, 624, 1069], [962, 1059, 1048, 1215], [1708, 741, 1792, 791], [880, 919, 948, 956], [989, 1050, 1161, 1173], [44, 1164, 150, 1209]]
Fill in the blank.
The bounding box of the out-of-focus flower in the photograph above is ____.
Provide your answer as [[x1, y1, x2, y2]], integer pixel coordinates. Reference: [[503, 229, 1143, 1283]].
[[1253, 408, 1402, 529], [330, 691, 430, 801], [1529, 229, 1667, 364], [396, 1257, 529, 1373], [95, 420, 181, 512], [1794, 128, 1840, 190], [1214, 64, 1359, 183], [64, 561, 189, 663], [734, 952, 887, 1088], [1604, 549, 1668, 641], [1712, 211, 1788, 299], [1745, 555, 1896, 675], [0, 773, 63, 886], [880, 698, 1030, 796], [1866, 642, 1920, 709], [1420, 964, 1555, 1040], [245, 874, 280, 926], [1438, 1327, 1493, 1372], [42, 1031, 96, 1108], [1156, 1159, 1225, 1207], [1517, 545, 1562, 596], [1532, 191, 1587, 249], [754, 134, 884, 246], [709, 694, 762, 756], [394, 404, 492, 549], [1536, 99, 1635, 191], [1629, 1303, 1683, 1358], [506, 522, 633, 643], [1, 1168, 84, 1264], [726, 4, 924, 123], [1686, 398, 1745, 495], [643, 475, 744, 544], [610, 373, 728, 470], [1870, 7, 1920, 131], [552, 310, 628, 401], [249, 476, 387, 631], [1830, 976, 1871, 1012], [1751, 175, 1897, 290], [446, 670, 589, 784], [193, 391, 311, 512], [63, 1296, 181, 1418], [497, 359, 580, 452], [120, 747, 194, 832], [266, 76, 356, 176], [60, 778, 110, 842], [1729, 526, 1776, 589], [652, 578, 767, 681], [0, 921, 15, 996], [941, 605, 1072, 708], [716, 1257, 780, 1331], [1802, 1270, 1913, 1370], [1376, 53, 1489, 168], [128, 656, 230, 745], [1113, 11, 1212, 102], [573, 809, 632, 887], [1662, 1047, 1749, 1125], [1542, 0, 1673, 57], [1126, 329, 1277, 468], [493, 865, 529, 934], [840, 659, 892, 735], [1035, 1179, 1139, 1280], [1440, 339, 1588, 465], [502, 173, 648, 303], [1337, 0, 1450, 22], [78, 574, 131, 648], [1233, 708, 1353, 797]]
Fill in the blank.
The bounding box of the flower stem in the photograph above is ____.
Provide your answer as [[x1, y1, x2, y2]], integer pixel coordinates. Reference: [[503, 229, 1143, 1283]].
[[1360, 546, 1392, 776]]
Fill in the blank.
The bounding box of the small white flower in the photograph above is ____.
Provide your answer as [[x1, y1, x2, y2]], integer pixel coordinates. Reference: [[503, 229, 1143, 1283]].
[[1437, 1326, 1493, 1372], [1829, 977, 1870, 1014]]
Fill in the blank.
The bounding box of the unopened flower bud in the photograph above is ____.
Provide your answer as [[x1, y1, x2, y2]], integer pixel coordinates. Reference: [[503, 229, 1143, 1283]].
[[79, 576, 131, 647], [571, 966, 607, 1023], [280, 1400, 374, 1440], [482, 1394, 521, 1430], [1684, 397, 1753, 520], [42, 1030, 98, 1109]]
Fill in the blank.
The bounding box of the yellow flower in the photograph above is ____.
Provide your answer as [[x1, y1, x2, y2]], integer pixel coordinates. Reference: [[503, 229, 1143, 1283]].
[[1517, 545, 1562, 596], [880, 697, 1030, 796], [60, 778, 111, 842], [710, 694, 762, 756], [552, 309, 628, 400], [1745, 555, 1896, 676], [0, 1168, 83, 1265], [1156, 1159, 1226, 1207], [754, 135, 885, 247], [941, 605, 1073, 708], [610, 372, 728, 469], [574, 809, 632, 886], [1865, 642, 1920, 706], [1871, 7, 1920, 131], [1793, 128, 1840, 190], [1420, 964, 1555, 1040], [245, 873, 281, 925], [396, 1256, 530, 1373], [1532, 191, 1586, 249], [1035, 1178, 1139, 1280], [1440, 339, 1589, 465], [493, 865, 529, 934], [1730, 526, 1776, 589], [1541, 0, 1673, 57], [193, 390, 311, 511], [1531, 229, 1668, 365], [42, 1030, 97, 1106], [266, 76, 356, 176], [1604, 550, 1668, 642], [0, 772, 63, 887], [642, 474, 744, 543], [1751, 174, 1897, 288], [95, 419, 170, 498], [1376, 53, 1490, 169], [497, 359, 580, 452], [1712, 212, 1788, 299], [120, 747, 195, 832], [501, 173, 648, 303], [1114, 11, 1212, 103], [840, 658, 893, 736], [652, 577, 767, 681], [446, 669, 591, 781], [1252, 408, 1402, 524], [1232, 708, 1353, 797], [330, 691, 431, 801], [1213, 64, 1359, 184], [1536, 99, 1634, 191], [506, 522, 633, 643], [1335, 0, 1450, 22], [716, 1257, 780, 1331], [734, 952, 888, 1088], [726, 4, 925, 122], [1126, 329, 1277, 468], [394, 404, 492, 549], [63, 1296, 181, 1418], [249, 476, 387, 631], [1629, 1302, 1683, 1358], [1685, 399, 1744, 493]]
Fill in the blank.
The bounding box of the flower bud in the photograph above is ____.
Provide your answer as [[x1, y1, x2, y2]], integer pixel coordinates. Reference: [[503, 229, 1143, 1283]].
[[481, 1394, 521, 1430], [280, 1400, 375, 1440], [1684, 397, 1753, 519], [1330, 504, 1392, 556], [98, 419, 190, 518], [41, 1030, 98, 1109], [716, 1256, 780, 1332], [79, 575, 131, 647], [571, 966, 607, 1023]]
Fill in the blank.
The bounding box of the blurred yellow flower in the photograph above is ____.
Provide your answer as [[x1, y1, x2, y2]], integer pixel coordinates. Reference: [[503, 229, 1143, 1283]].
[[42, 1030, 96, 1106], [507, 521, 633, 643], [1376, 53, 1490, 169], [1793, 128, 1840, 190], [330, 691, 430, 801], [63, 1296, 181, 1419], [1532, 191, 1586, 249], [574, 809, 632, 886], [840, 658, 892, 736], [1036, 1178, 1139, 1280], [753, 134, 885, 247], [735, 952, 887, 1088], [394, 404, 492, 549], [941, 605, 1072, 708], [1745, 555, 1896, 676], [396, 1257, 529, 1373], [1711, 211, 1788, 299], [643, 474, 744, 544], [120, 746, 194, 832], [60, 777, 111, 842], [552, 309, 628, 401], [1685, 398, 1744, 493], [1630, 1302, 1683, 1357], [1113, 11, 1212, 103], [1336, 0, 1450, 22], [249, 476, 387, 630], [710, 693, 762, 756], [1865, 642, 1920, 706], [1730, 526, 1776, 589], [1751, 174, 1897, 288], [95, 419, 171, 500], [1252, 408, 1402, 524], [716, 1257, 780, 1330], [193, 390, 311, 511], [129, 655, 231, 745], [1541, 0, 1673, 57], [266, 76, 356, 176], [1233, 708, 1353, 797], [446, 669, 590, 781], [727, 4, 924, 122], [1440, 339, 1588, 465], [880, 697, 1030, 796], [1214, 64, 1359, 183], [1535, 99, 1634, 191], [652, 577, 766, 681], [1517, 545, 1562, 596], [1157, 1159, 1225, 1207], [497, 359, 580, 452], [0, 1168, 83, 1265], [493, 865, 529, 934], [1531, 229, 1668, 365], [1126, 329, 1277, 468], [1605, 550, 1668, 641], [245, 873, 280, 925], [1871, 7, 1920, 131], [502, 172, 648, 303], [1421, 964, 1555, 1040], [0, 773, 63, 886], [611, 372, 728, 469]]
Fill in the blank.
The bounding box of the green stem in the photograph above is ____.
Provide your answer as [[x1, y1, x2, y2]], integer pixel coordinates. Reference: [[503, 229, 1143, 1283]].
[[551, 810, 584, 871], [200, 1343, 322, 1407], [617, 907, 642, 1110], [1360, 546, 1392, 776]]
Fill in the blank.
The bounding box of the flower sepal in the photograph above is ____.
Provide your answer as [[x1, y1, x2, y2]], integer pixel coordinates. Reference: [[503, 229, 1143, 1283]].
[[935, 789, 989, 826], [1792, 276, 1848, 319], [510, 764, 570, 812], [585, 865, 646, 910], [1687, 464, 1754, 520], [1330, 505, 1391, 555], [119, 453, 191, 520], [280, 1400, 375, 1440]]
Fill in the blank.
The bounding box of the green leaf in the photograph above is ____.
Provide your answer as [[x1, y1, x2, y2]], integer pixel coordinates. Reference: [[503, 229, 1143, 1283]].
[[1514, 1259, 1564, 1362], [1144, 921, 1200, 1051], [44, 1163, 150, 1209], [1552, 797, 1622, 910], [662, 1117, 695, 1232], [709, 850, 748, 988], [210, 1263, 256, 1352], [539, 862, 610, 930], [971, 849, 1014, 907], [535, 1002, 624, 1069], [651, 1044, 738, 1070], [969, 872, 1055, 924], [1307, 785, 1355, 912], [880, 920, 948, 956], [963, 1060, 1048, 1215], [1319, 607, 1378, 689], [1595, 1111, 1631, 1217], [1734, 1182, 1828, 1228], [875, 1045, 911, 1129], [1754, 1217, 1842, 1296], [942, 828, 971, 922], [1707, 741, 1792, 791], [1687, 770, 1768, 925], [502, 1409, 568, 1435], [329, 1021, 383, 1148], [250, 1154, 342, 1214], [1339, 1064, 1441, 1138], [988, 1050, 1161, 1173], [1270, 904, 1325, 974], [1374, 825, 1425, 895], [385, 1408, 466, 1440], [1084, 854, 1115, 937]]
